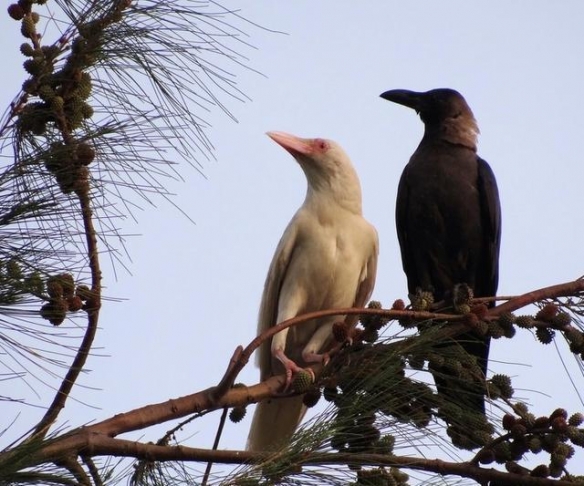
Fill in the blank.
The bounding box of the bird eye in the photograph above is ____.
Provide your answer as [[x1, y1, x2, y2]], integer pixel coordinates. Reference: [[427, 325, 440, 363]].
[[315, 139, 329, 152]]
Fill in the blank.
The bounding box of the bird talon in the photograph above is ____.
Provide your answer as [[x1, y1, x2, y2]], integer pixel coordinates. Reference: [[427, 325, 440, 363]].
[[284, 369, 294, 391], [304, 367, 315, 382], [273, 348, 304, 391]]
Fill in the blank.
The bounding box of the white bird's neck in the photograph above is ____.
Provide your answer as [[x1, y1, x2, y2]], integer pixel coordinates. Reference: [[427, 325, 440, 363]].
[[304, 182, 363, 216]]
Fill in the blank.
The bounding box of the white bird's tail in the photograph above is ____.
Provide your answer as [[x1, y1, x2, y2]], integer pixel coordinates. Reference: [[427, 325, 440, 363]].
[[246, 396, 306, 452]]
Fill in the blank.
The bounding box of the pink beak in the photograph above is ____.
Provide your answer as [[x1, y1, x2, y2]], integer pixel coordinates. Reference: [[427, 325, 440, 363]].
[[267, 131, 313, 156]]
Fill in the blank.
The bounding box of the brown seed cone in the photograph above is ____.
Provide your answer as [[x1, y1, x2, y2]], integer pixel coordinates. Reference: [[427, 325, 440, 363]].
[[323, 386, 338, 402], [332, 321, 349, 342], [530, 464, 550, 478], [292, 369, 313, 392], [302, 387, 321, 408], [498, 312, 516, 328], [229, 406, 246, 423], [23, 58, 43, 76], [491, 374, 514, 399], [550, 417, 568, 433], [56, 273, 75, 298], [534, 416, 551, 429], [510, 423, 527, 438], [535, 327, 554, 344], [410, 289, 433, 311], [536, 303, 558, 322], [488, 321, 505, 339], [8, 4, 25, 20], [21, 15, 35, 38], [67, 295, 83, 312], [40, 299, 68, 326], [515, 315, 534, 328], [76, 142, 96, 165], [46, 279, 63, 299], [76, 284, 92, 301], [20, 42, 33, 56], [551, 312, 571, 328], [476, 448, 496, 465], [569, 412, 584, 426], [502, 413, 516, 431], [392, 299, 405, 310], [550, 408, 568, 420]]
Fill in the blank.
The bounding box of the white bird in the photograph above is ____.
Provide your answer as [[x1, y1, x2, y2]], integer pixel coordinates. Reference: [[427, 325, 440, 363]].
[[247, 131, 379, 452]]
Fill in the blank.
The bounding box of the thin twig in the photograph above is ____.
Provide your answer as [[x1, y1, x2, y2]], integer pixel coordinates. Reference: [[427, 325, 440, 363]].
[[81, 455, 104, 486], [56, 456, 91, 486], [202, 406, 228, 486]]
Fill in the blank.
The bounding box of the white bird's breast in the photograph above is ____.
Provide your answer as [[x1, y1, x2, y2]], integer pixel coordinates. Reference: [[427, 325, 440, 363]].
[[278, 213, 372, 361], [290, 213, 371, 311]]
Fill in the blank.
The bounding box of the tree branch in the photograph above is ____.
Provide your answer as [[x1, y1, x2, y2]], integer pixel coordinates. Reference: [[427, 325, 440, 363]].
[[15, 278, 584, 478], [40, 434, 584, 486], [490, 278, 584, 316], [32, 183, 102, 439], [66, 279, 584, 442]]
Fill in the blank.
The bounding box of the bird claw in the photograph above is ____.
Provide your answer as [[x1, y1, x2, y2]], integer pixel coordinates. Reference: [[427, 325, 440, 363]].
[[283, 363, 302, 390], [274, 349, 324, 391], [274, 348, 304, 390], [301, 367, 316, 382], [284, 364, 317, 392]]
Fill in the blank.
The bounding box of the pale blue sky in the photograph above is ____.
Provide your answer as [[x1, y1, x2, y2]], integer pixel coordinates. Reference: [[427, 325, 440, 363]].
[[1, 1, 584, 479]]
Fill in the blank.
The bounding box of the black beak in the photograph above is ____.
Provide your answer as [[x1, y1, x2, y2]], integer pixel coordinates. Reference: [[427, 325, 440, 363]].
[[380, 89, 425, 112]]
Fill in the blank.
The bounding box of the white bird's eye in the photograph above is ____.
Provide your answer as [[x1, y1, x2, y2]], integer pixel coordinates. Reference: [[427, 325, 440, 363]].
[[314, 139, 329, 152]]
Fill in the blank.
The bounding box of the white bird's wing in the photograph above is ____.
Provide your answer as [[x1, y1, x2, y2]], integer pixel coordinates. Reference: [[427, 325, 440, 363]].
[[256, 216, 299, 381], [248, 216, 308, 453], [346, 223, 379, 329]]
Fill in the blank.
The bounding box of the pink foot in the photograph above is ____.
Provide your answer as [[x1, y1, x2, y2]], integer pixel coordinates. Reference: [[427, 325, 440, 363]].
[[273, 348, 304, 390], [302, 351, 330, 366]]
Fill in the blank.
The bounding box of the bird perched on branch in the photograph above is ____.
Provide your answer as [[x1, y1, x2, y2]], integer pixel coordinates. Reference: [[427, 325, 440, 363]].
[[380, 88, 501, 416], [247, 131, 379, 451]]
